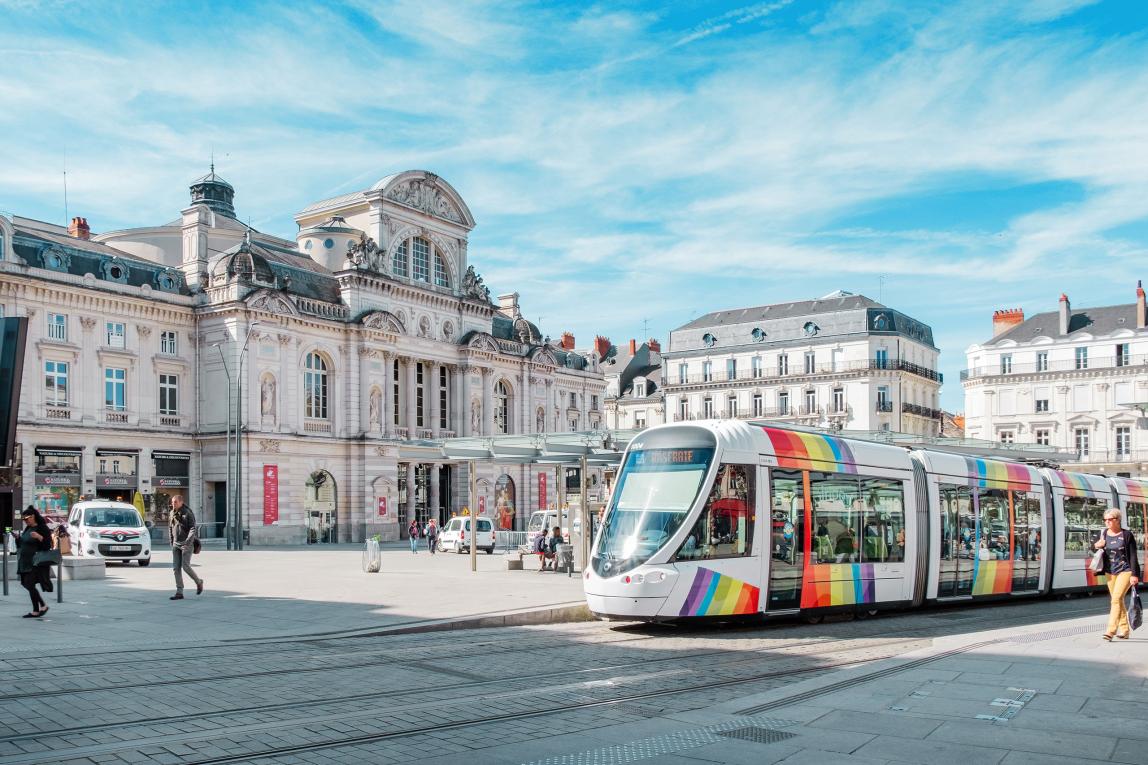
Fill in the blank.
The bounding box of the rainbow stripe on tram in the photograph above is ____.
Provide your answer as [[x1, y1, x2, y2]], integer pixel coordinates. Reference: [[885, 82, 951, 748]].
[[1053, 470, 1100, 497], [801, 564, 876, 607], [679, 569, 759, 617], [962, 457, 1035, 491], [1117, 478, 1148, 504], [762, 427, 857, 473], [971, 559, 1013, 596]]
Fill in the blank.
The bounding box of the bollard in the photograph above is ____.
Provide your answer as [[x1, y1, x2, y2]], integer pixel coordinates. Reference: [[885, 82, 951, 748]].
[[57, 557, 63, 603], [2, 528, 8, 597]]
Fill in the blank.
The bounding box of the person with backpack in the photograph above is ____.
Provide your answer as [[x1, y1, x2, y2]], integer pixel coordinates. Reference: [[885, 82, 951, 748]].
[[533, 527, 550, 571], [169, 495, 203, 601], [407, 518, 420, 554], [424, 518, 439, 555]]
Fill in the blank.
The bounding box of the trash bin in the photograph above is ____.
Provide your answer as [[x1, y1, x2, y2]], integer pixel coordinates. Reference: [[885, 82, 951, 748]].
[[362, 539, 381, 573]]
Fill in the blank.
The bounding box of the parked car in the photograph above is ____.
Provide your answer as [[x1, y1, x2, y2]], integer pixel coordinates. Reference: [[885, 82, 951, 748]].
[[438, 516, 496, 554], [66, 500, 152, 566]]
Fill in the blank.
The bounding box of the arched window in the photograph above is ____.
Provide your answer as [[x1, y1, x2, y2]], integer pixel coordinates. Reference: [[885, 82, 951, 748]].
[[494, 380, 509, 434], [412, 237, 430, 282], [392, 240, 408, 276], [434, 252, 449, 287], [304, 352, 328, 419]]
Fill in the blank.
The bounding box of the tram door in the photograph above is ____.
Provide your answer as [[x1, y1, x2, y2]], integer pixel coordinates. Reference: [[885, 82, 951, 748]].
[[767, 469, 805, 610], [938, 484, 974, 597]]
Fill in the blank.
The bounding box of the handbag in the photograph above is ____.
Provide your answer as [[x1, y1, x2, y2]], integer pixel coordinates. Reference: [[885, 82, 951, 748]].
[[33, 549, 62, 567], [1089, 547, 1104, 573], [192, 538, 202, 555], [1128, 586, 1143, 631]]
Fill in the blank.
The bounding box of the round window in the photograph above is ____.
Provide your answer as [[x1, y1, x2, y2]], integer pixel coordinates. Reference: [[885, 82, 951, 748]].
[[751, 327, 766, 342], [702, 333, 716, 348], [304, 240, 313, 251], [324, 238, 334, 249], [109, 266, 123, 279]]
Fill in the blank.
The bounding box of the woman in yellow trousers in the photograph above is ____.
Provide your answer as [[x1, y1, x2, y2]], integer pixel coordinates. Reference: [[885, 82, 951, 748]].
[[1094, 509, 1141, 641]]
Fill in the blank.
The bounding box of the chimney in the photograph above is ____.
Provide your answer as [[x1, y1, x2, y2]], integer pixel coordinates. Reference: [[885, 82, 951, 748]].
[[560, 331, 575, 350], [1059, 293, 1071, 335], [594, 335, 611, 359], [648, 338, 661, 353], [629, 339, 637, 355], [497, 292, 519, 318], [1138, 281, 1146, 330], [991, 308, 1024, 338], [68, 216, 90, 240]]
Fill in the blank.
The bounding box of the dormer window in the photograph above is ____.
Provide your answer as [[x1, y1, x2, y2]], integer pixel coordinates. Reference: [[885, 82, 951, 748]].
[[702, 333, 716, 348]]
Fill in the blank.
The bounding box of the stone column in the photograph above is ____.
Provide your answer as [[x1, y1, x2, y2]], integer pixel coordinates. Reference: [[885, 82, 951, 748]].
[[79, 316, 98, 424], [481, 367, 494, 436], [429, 362, 441, 438], [405, 357, 417, 437], [382, 352, 393, 437], [453, 365, 466, 436], [545, 379, 555, 433], [429, 463, 441, 523], [405, 462, 417, 525], [520, 364, 530, 434]]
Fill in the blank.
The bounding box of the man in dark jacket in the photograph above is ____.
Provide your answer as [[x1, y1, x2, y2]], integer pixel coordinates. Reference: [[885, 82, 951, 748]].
[[169, 495, 203, 600]]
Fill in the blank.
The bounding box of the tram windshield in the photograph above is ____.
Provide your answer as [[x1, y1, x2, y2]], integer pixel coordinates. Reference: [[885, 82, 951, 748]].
[[592, 447, 713, 578]]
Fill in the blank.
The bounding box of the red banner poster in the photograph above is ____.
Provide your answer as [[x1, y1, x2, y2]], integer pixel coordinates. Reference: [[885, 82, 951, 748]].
[[478, 495, 486, 516], [538, 472, 547, 509], [262, 465, 278, 525], [378, 496, 388, 518]]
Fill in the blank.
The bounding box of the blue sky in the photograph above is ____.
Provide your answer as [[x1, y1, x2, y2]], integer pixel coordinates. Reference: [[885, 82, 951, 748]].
[[3, 0, 1148, 412]]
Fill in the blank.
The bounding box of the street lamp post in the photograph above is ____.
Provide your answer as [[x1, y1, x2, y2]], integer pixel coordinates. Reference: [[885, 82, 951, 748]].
[[213, 344, 234, 551], [234, 321, 260, 551]]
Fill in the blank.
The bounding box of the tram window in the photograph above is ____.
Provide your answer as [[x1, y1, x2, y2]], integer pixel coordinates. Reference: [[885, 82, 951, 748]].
[[1063, 496, 1106, 560], [808, 473, 905, 564], [1128, 502, 1148, 558], [674, 464, 754, 561], [977, 490, 1012, 560]]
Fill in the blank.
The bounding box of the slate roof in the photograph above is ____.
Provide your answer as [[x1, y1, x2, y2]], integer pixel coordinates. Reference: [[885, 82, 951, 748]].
[[678, 295, 883, 331], [988, 302, 1141, 345]]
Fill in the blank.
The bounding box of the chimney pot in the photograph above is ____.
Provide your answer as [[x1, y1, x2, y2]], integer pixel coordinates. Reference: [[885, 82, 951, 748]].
[[68, 216, 90, 240], [629, 339, 637, 355], [1137, 280, 1146, 329], [648, 338, 661, 353], [1058, 293, 1071, 335], [991, 308, 1024, 338], [560, 331, 575, 350]]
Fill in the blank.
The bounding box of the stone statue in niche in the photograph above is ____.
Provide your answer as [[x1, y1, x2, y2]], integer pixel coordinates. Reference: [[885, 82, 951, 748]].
[[369, 388, 381, 429], [471, 399, 481, 434], [346, 234, 380, 270], [536, 406, 545, 434], [261, 376, 276, 419]]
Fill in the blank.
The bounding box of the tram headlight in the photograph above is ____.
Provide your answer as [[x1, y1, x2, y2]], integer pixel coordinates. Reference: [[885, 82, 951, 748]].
[[644, 571, 666, 584]]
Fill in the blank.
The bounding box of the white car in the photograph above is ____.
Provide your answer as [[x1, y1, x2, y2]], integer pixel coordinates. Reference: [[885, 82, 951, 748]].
[[66, 500, 152, 566], [438, 516, 496, 554]]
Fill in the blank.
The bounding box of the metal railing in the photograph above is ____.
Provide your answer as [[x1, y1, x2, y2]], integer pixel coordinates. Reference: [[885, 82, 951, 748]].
[[902, 402, 942, 419], [876, 401, 894, 413], [496, 530, 528, 553], [961, 355, 1147, 381], [671, 358, 942, 387]]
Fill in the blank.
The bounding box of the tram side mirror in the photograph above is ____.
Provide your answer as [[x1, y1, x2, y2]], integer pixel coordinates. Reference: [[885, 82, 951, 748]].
[[69, 519, 79, 526]]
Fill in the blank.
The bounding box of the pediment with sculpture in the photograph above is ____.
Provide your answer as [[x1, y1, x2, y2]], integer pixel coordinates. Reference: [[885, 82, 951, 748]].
[[246, 289, 298, 316], [361, 310, 405, 334], [466, 332, 500, 353], [385, 176, 465, 225]]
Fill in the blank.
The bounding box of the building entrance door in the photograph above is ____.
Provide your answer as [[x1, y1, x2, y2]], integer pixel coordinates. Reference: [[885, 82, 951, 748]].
[[305, 470, 337, 544]]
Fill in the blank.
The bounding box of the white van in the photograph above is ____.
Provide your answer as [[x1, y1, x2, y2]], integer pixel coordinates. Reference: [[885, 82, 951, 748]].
[[67, 500, 152, 566], [438, 516, 496, 554], [526, 509, 581, 550]]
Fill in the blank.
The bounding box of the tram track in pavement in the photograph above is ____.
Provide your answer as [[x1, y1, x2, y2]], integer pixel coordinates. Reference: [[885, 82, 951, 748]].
[[0, 598, 1102, 704], [0, 630, 910, 744], [0, 635, 930, 765]]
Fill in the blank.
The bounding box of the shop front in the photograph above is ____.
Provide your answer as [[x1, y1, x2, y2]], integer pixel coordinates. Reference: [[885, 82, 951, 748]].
[[151, 451, 190, 525], [95, 449, 138, 502], [34, 447, 82, 521]]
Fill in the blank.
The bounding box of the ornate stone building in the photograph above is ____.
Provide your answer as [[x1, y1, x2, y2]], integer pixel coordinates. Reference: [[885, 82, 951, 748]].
[[963, 287, 1148, 477], [1, 169, 606, 542], [662, 292, 943, 435]]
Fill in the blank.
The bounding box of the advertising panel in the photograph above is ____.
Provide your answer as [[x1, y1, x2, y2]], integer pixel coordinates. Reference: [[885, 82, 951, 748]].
[[263, 465, 279, 525]]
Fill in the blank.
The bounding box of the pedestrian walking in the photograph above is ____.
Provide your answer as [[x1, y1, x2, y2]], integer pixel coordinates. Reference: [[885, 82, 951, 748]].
[[408, 519, 420, 554], [169, 495, 203, 600], [1093, 508, 1141, 640], [14, 506, 52, 618], [425, 518, 439, 554]]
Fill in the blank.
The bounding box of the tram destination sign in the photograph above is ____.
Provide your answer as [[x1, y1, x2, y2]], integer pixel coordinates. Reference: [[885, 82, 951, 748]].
[[634, 448, 711, 466]]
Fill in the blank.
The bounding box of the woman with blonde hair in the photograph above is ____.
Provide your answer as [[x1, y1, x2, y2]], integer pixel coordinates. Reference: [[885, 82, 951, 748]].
[[1093, 508, 1141, 641]]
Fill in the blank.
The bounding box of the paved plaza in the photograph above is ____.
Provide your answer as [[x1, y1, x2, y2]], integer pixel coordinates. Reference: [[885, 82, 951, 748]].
[[0, 550, 1145, 764]]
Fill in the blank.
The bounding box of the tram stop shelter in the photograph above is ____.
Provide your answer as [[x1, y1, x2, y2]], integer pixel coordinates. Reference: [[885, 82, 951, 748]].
[[396, 429, 640, 572]]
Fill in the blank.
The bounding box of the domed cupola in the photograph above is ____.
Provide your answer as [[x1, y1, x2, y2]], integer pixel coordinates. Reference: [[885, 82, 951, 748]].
[[189, 164, 236, 218], [297, 215, 363, 271], [210, 231, 275, 286]]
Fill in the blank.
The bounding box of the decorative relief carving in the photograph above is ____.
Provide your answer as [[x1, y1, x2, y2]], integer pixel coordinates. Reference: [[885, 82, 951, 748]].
[[375, 445, 389, 457], [259, 439, 280, 453], [136, 325, 152, 338], [277, 333, 292, 346], [418, 316, 432, 338], [80, 317, 97, 331], [442, 321, 455, 342], [247, 290, 297, 316], [385, 177, 463, 223], [362, 311, 405, 334]]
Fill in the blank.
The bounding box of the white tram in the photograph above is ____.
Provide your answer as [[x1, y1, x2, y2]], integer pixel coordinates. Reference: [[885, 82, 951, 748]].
[[584, 421, 1148, 622]]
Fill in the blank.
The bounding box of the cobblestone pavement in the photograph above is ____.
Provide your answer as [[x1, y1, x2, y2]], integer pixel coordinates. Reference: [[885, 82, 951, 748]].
[[1, 591, 1137, 764]]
